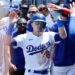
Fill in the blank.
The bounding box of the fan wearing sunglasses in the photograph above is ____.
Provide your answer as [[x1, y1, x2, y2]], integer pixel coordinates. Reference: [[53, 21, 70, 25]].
[[27, 5, 38, 32], [16, 18, 27, 34], [28, 5, 38, 19]]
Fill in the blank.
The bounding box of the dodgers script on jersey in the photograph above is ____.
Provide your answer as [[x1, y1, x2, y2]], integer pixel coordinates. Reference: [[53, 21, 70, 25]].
[[13, 32, 56, 71]]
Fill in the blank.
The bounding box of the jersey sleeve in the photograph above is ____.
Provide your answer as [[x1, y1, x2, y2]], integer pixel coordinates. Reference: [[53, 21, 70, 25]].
[[49, 32, 56, 44], [49, 32, 61, 44], [11, 35, 23, 48]]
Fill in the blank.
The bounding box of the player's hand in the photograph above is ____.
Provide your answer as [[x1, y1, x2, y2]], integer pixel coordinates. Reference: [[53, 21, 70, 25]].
[[47, 4, 62, 11], [9, 63, 17, 72], [43, 50, 50, 59], [47, 4, 57, 8], [9, 11, 18, 24], [70, 2, 75, 16]]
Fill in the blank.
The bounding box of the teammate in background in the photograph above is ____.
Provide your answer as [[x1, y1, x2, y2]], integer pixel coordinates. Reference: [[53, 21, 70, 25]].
[[11, 13, 67, 75], [50, 2, 75, 75], [9, 18, 27, 75]]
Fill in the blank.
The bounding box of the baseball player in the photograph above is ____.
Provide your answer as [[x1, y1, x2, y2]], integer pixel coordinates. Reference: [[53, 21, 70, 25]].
[[11, 13, 67, 75]]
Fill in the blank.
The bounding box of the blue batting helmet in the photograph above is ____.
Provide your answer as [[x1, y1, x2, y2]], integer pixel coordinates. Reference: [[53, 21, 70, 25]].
[[31, 13, 46, 23]]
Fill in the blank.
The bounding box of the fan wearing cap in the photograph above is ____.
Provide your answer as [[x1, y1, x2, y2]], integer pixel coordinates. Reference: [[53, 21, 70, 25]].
[[11, 13, 67, 75]]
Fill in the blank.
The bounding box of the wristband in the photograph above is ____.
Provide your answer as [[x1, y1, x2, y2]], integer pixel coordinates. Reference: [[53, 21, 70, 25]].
[[57, 20, 64, 27]]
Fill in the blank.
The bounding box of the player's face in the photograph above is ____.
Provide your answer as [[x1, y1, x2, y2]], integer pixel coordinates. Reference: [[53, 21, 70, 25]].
[[28, 7, 38, 18], [17, 23, 27, 33], [32, 21, 46, 32]]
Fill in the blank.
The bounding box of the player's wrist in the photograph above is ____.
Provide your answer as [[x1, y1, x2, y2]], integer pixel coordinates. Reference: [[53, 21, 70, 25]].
[[57, 20, 64, 28]]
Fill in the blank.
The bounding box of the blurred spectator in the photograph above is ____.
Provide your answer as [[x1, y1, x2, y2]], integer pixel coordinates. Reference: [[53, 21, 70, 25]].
[[27, 5, 38, 19], [20, 4, 29, 20], [38, 4, 54, 28], [7, 9, 22, 36], [27, 5, 38, 32], [0, 0, 10, 19], [51, 0, 61, 5], [50, 4, 75, 75], [0, 0, 10, 75]]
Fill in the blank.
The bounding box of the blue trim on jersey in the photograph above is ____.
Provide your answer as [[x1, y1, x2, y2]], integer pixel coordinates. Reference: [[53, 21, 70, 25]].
[[11, 40, 17, 46], [11, 31, 25, 71]]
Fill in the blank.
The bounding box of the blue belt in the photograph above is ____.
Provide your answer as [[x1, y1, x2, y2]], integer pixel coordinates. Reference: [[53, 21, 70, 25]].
[[28, 69, 48, 74]]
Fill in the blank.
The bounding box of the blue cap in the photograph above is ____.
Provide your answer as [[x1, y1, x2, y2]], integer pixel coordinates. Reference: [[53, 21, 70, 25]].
[[31, 13, 46, 23]]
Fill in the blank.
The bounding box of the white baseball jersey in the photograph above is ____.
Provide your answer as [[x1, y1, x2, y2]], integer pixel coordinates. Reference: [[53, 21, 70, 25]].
[[13, 32, 56, 70], [0, 29, 6, 74]]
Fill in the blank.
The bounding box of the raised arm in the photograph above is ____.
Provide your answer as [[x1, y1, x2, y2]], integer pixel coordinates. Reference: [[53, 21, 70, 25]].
[[57, 20, 67, 39], [4, 35, 17, 75], [4, 34, 10, 75]]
